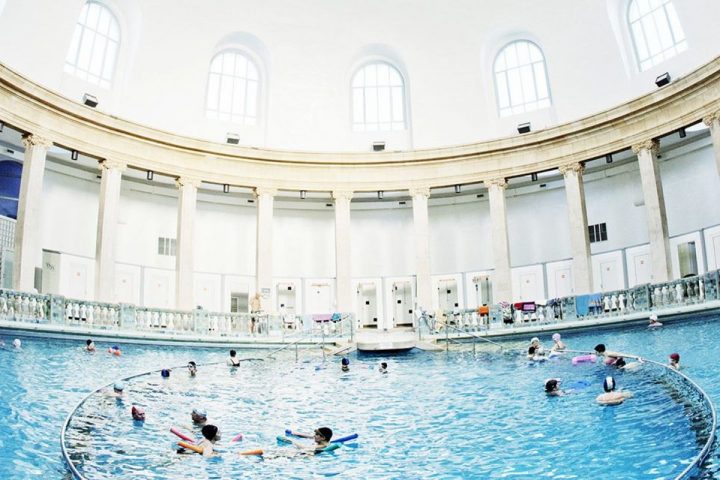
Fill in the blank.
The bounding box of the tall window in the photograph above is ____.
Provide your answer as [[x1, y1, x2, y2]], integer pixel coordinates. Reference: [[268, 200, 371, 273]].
[[494, 41, 551, 118], [628, 0, 686, 71], [206, 51, 259, 125], [352, 62, 406, 132], [64, 2, 120, 88]]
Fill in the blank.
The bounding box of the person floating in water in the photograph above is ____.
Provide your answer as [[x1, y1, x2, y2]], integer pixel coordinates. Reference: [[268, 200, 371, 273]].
[[648, 314, 663, 328], [668, 352, 680, 370], [379, 362, 388, 373], [287, 427, 333, 453], [341, 357, 350, 372], [544, 378, 563, 396], [227, 349, 240, 367], [85, 339, 96, 352], [596, 376, 633, 405], [197, 425, 221, 457], [108, 345, 122, 356]]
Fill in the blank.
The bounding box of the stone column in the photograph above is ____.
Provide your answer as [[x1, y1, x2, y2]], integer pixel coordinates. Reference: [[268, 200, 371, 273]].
[[633, 139, 672, 282], [94, 159, 126, 302], [332, 190, 353, 312], [487, 178, 512, 302], [175, 176, 200, 310], [13, 134, 52, 292], [559, 162, 593, 294], [703, 111, 720, 176], [254, 187, 276, 302], [411, 187, 432, 312]]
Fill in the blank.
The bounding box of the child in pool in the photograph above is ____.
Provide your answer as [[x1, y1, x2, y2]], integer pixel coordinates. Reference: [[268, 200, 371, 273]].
[[668, 352, 680, 370], [286, 427, 333, 453], [544, 378, 564, 396]]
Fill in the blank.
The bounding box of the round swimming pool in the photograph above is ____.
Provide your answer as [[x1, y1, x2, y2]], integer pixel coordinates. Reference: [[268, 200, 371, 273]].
[[1, 314, 719, 479]]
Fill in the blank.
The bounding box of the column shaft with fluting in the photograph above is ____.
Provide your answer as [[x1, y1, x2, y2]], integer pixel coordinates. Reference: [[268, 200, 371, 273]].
[[255, 187, 276, 301], [333, 190, 353, 312], [411, 187, 432, 311], [175, 177, 200, 309], [560, 162, 593, 294], [487, 178, 512, 302], [94, 159, 126, 302]]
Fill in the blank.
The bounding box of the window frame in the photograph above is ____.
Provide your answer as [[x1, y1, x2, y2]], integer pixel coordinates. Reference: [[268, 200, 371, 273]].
[[205, 49, 261, 126], [492, 40, 552, 118], [350, 61, 408, 132], [64, 1, 121, 88], [627, 0, 687, 72]]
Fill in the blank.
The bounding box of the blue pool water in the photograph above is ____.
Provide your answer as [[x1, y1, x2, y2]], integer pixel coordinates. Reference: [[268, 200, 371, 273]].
[[0, 315, 718, 479]]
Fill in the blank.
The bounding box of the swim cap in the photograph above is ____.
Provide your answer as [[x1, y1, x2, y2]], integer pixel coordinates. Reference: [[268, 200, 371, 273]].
[[341, 357, 350, 366], [669, 352, 680, 361], [201, 424, 219, 440], [12, 339, 21, 348], [615, 357, 626, 368], [603, 376, 615, 392], [161, 369, 170, 378], [316, 427, 333, 441], [192, 408, 207, 418], [552, 333, 561, 341], [112, 345, 119, 350], [594, 344, 606, 353], [530, 337, 540, 344], [114, 381, 125, 391], [649, 314, 658, 321]]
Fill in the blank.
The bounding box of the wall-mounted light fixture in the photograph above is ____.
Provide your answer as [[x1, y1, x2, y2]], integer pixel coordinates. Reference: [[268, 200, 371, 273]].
[[454, 184, 461, 194], [373, 141, 385, 152], [300, 190, 307, 199], [605, 153, 613, 164], [655, 72, 671, 87], [531, 173, 538, 181], [223, 184, 230, 193], [146, 170, 154, 181], [517, 122, 531, 134], [377, 190, 384, 200], [82, 93, 98, 108], [226, 132, 240, 144], [71, 150, 79, 160], [678, 127, 687, 138]]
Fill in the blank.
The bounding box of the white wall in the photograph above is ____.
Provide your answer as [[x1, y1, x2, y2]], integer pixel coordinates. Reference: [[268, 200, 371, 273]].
[[1, 1, 719, 151]]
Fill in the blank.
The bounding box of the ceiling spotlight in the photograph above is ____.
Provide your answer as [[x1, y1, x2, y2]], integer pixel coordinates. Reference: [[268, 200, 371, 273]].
[[223, 184, 230, 193], [655, 72, 671, 88], [517, 122, 531, 134], [531, 173, 538, 182], [678, 127, 687, 138], [82, 93, 98, 108], [71, 150, 78, 160], [226, 132, 240, 145], [0, 121, 4, 132], [300, 190, 307, 199], [605, 153, 613, 164], [377, 190, 384, 200], [454, 184, 461, 194], [146, 170, 154, 181]]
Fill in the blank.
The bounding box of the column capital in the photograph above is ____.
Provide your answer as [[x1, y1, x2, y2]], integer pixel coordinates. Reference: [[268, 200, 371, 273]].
[[175, 176, 202, 189], [409, 187, 430, 198], [99, 158, 127, 172], [631, 139, 659, 156], [21, 133, 53, 150], [254, 186, 277, 198], [485, 177, 507, 189], [558, 161, 584, 176], [703, 111, 720, 128], [331, 190, 354, 201]]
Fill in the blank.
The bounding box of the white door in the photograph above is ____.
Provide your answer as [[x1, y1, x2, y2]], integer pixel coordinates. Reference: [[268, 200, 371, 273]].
[[554, 269, 573, 298], [357, 283, 378, 328], [599, 260, 622, 292], [393, 281, 413, 327], [147, 274, 171, 308], [438, 279, 458, 310], [67, 263, 88, 300], [519, 273, 538, 301], [115, 271, 136, 304], [632, 254, 651, 286]]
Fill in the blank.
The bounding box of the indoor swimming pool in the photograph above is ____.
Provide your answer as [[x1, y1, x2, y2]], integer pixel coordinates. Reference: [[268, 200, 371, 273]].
[[1, 315, 719, 479]]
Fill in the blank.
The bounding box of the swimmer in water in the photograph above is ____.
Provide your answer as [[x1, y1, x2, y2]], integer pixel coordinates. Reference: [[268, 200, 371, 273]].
[[341, 357, 350, 372], [227, 349, 240, 367], [287, 427, 333, 453], [161, 368, 171, 378], [379, 362, 388, 373], [191, 408, 208, 426], [648, 314, 663, 328], [131, 405, 145, 422], [85, 339, 96, 352], [551, 333, 566, 352], [108, 345, 121, 356], [188, 361, 197, 377], [183, 424, 220, 457], [596, 376, 633, 405], [668, 352, 680, 370], [529, 337, 544, 356], [105, 381, 125, 398], [545, 378, 563, 397], [12, 338, 21, 349]]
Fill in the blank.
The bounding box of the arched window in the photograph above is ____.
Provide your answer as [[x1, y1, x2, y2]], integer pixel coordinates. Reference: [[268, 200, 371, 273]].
[[64, 1, 120, 88], [352, 62, 406, 132], [628, 0, 686, 71], [206, 50, 259, 125], [494, 41, 551, 117]]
